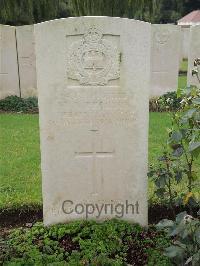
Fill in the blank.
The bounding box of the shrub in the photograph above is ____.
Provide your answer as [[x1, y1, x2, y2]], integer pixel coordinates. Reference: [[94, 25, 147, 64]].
[[152, 59, 200, 266], [149, 91, 182, 112], [157, 211, 200, 266], [149, 85, 200, 215], [0, 95, 38, 113], [1, 219, 171, 265]]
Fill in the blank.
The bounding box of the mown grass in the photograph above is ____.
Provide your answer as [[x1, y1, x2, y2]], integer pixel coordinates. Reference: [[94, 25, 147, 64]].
[[0, 114, 41, 210], [178, 75, 187, 88], [1, 111, 199, 210], [179, 58, 188, 73]]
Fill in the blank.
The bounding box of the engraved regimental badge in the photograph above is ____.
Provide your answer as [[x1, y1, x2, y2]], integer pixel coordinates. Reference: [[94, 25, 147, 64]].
[[155, 29, 170, 45], [67, 26, 120, 85]]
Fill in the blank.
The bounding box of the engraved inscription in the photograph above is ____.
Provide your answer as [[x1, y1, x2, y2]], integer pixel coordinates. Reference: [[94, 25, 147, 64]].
[[75, 131, 115, 196], [155, 29, 170, 45], [67, 26, 120, 85], [0, 29, 8, 76], [55, 88, 135, 127]]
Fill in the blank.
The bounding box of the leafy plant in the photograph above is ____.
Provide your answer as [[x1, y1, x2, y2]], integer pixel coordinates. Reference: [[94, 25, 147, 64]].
[[1, 219, 171, 265], [148, 151, 183, 216], [149, 91, 182, 112], [192, 58, 200, 84], [157, 211, 200, 266], [0, 95, 38, 113], [149, 59, 200, 214]]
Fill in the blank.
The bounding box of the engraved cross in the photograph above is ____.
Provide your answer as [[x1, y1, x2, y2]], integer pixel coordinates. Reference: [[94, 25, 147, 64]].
[[75, 130, 114, 196]]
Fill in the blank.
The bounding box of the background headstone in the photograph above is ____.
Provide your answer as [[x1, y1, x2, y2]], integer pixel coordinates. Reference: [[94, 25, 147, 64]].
[[150, 24, 181, 97], [0, 25, 20, 99], [180, 26, 190, 60], [16, 25, 37, 98], [35, 17, 151, 226], [187, 25, 200, 88]]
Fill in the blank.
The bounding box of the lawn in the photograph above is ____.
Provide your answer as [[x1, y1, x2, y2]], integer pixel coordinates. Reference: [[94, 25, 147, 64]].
[[179, 58, 188, 73], [178, 74, 187, 88], [1, 112, 199, 210], [178, 59, 187, 88]]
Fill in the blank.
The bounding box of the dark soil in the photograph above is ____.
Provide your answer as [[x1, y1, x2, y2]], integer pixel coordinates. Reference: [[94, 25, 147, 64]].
[[60, 235, 80, 254], [0, 207, 43, 227], [124, 229, 159, 265], [0, 204, 198, 228], [148, 204, 199, 224]]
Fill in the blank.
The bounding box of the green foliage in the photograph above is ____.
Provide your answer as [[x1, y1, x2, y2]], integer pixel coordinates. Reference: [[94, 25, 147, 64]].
[[149, 59, 200, 213], [157, 211, 200, 266], [0, 96, 38, 113], [149, 86, 200, 213], [149, 92, 182, 112], [68, 0, 157, 19], [148, 151, 182, 216], [0, 0, 71, 25], [192, 58, 200, 84], [0, 0, 198, 25], [1, 220, 171, 265]]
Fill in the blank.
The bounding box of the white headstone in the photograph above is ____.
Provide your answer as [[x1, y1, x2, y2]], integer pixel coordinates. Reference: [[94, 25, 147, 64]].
[[35, 17, 150, 226], [0, 25, 20, 99], [181, 26, 190, 60], [150, 24, 181, 97], [187, 25, 200, 88], [16, 25, 37, 98]]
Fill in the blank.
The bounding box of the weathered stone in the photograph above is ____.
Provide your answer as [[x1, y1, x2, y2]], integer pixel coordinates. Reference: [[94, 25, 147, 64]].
[[0, 25, 20, 99], [35, 17, 150, 226], [150, 24, 181, 97], [180, 26, 190, 60], [16, 25, 37, 98], [187, 25, 200, 89]]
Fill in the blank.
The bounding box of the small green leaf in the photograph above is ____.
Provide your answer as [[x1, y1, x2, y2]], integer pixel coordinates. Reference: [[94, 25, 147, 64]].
[[164, 245, 185, 258], [155, 188, 166, 197], [155, 176, 166, 188], [184, 109, 197, 119], [172, 147, 184, 157], [175, 171, 182, 183], [170, 131, 183, 143], [193, 98, 200, 105], [156, 219, 174, 229], [189, 142, 200, 153], [176, 212, 187, 223]]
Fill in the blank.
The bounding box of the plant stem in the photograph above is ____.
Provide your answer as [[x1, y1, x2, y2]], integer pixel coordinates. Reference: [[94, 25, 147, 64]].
[[165, 159, 176, 218], [188, 156, 193, 193]]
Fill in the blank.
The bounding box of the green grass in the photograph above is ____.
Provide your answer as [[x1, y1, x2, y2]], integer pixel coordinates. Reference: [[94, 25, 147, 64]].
[[178, 75, 187, 88], [0, 111, 199, 210], [0, 114, 41, 209], [179, 59, 188, 73], [178, 59, 187, 89]]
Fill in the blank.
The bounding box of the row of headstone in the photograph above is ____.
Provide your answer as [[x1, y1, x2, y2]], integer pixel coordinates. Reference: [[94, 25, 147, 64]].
[[0, 22, 199, 100], [151, 24, 200, 96], [187, 26, 200, 89], [150, 24, 181, 97], [0, 25, 20, 99], [35, 17, 150, 226], [34, 18, 200, 226], [0, 24, 37, 99], [180, 26, 190, 60]]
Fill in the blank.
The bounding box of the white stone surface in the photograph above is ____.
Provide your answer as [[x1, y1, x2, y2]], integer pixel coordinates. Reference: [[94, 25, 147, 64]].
[[181, 26, 190, 60], [16, 25, 37, 98], [35, 17, 150, 226], [150, 24, 181, 97], [0, 25, 20, 99], [187, 26, 200, 89]]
